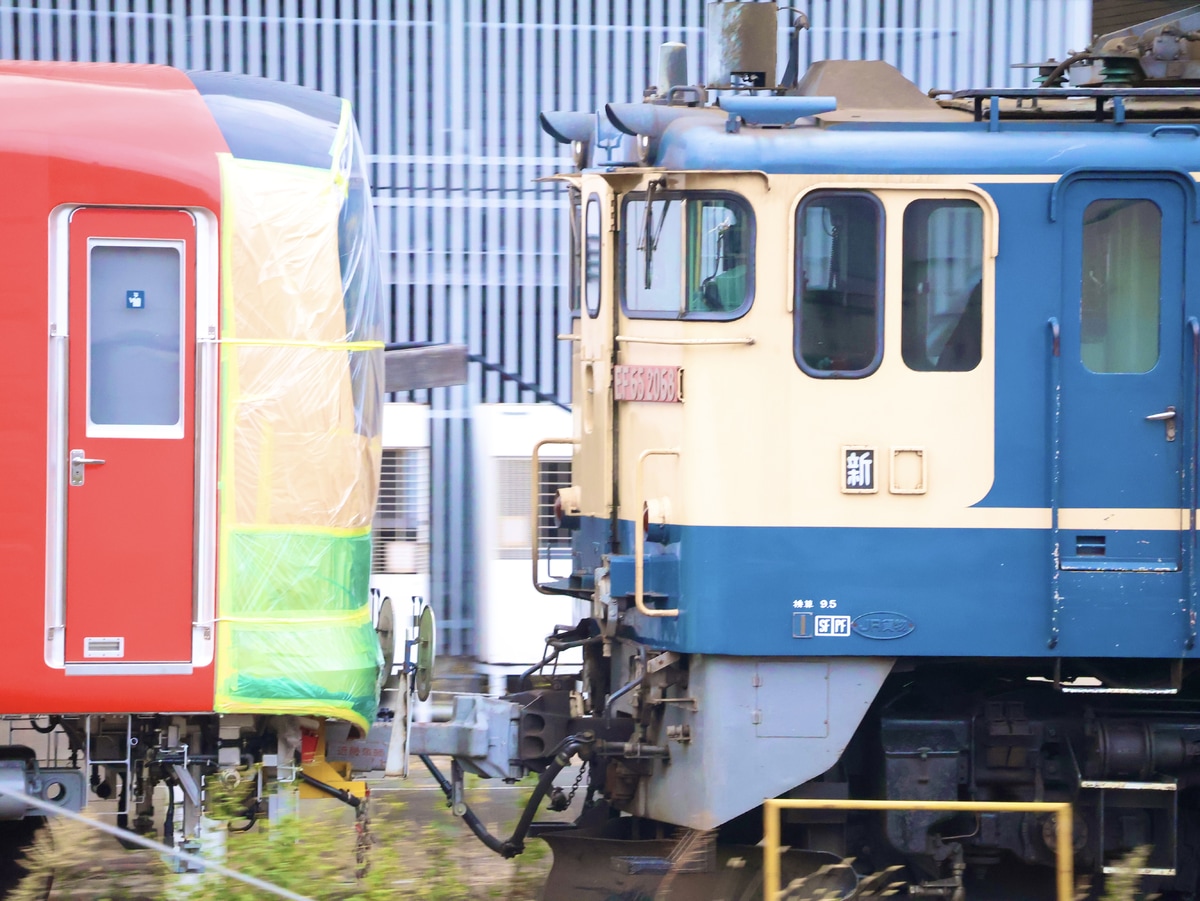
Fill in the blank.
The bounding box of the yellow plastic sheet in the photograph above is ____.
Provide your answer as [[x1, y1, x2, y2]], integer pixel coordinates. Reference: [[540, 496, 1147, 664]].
[[214, 113, 384, 734]]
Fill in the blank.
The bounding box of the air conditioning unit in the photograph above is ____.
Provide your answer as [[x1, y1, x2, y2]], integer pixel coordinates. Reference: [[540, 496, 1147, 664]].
[[473, 404, 586, 696], [370, 402, 431, 666]]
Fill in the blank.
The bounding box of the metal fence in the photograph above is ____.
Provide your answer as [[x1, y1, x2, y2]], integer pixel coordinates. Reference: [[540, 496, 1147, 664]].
[[2, 0, 1090, 656]]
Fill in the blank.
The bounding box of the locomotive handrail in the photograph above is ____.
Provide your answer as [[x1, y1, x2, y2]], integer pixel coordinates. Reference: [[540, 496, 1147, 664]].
[[635, 448, 681, 618], [763, 798, 1074, 901], [1048, 318, 1062, 650], [616, 335, 755, 345], [1189, 318, 1200, 651], [532, 438, 581, 596]]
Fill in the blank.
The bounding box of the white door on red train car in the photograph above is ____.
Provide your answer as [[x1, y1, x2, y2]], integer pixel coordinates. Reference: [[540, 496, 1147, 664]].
[[59, 208, 199, 665]]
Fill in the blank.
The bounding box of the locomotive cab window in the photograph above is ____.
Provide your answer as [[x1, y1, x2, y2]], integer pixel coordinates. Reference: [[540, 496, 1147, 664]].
[[795, 192, 883, 376], [902, 200, 984, 372], [621, 190, 753, 319]]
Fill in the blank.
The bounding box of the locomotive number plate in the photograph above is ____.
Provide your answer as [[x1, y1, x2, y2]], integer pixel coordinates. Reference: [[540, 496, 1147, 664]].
[[613, 365, 682, 403]]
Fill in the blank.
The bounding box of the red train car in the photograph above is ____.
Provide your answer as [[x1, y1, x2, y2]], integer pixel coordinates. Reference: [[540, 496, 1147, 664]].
[[0, 61, 384, 863]]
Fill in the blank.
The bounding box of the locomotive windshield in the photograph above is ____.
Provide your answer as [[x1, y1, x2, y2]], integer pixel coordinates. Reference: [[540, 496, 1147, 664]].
[[621, 191, 753, 319]]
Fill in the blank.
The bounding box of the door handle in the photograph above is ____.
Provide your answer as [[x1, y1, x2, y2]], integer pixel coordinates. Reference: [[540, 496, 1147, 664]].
[[70, 449, 106, 486], [1146, 406, 1177, 442]]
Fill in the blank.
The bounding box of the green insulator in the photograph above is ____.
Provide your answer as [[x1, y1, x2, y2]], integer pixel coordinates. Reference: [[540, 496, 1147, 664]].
[[1100, 58, 1139, 85]]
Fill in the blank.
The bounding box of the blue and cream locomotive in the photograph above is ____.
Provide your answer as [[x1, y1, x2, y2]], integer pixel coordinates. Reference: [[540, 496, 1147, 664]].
[[415, 4, 1200, 899]]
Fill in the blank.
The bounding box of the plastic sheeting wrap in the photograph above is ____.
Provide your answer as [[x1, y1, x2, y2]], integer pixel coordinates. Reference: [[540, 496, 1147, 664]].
[[214, 106, 384, 734]]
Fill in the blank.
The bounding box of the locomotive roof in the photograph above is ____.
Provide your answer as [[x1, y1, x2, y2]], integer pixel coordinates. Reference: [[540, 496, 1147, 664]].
[[568, 60, 1200, 178], [652, 109, 1200, 176]]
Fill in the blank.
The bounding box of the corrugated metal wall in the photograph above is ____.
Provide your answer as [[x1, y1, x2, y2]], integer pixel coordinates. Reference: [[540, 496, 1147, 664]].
[[2, 0, 1090, 656]]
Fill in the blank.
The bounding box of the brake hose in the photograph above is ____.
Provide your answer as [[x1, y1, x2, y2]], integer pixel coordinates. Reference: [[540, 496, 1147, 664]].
[[419, 733, 589, 858]]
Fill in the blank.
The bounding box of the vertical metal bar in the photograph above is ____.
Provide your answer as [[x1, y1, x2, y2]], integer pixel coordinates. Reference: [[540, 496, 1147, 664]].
[[1048, 317, 1061, 649], [356, 0, 373, 147], [500, 3, 519, 404], [1, 2, 14, 59], [446, 0, 468, 654], [918, 0, 934, 91], [245, 0, 263, 76], [483, 4, 501, 402], [464, 7, 483, 409], [1055, 805, 1073, 901], [36, 0, 54, 60], [56, 0, 73, 65], [763, 800, 781, 901], [209, 0, 224, 70], [227, 0, 244, 71], [1187, 318, 1199, 649], [373, 8, 392, 335], [264, 0, 281, 80], [882, 0, 898, 73], [283, 0, 299, 84], [17, 2, 33, 62]]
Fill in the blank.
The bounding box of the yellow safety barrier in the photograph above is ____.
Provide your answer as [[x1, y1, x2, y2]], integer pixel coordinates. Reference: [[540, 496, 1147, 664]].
[[763, 798, 1074, 901]]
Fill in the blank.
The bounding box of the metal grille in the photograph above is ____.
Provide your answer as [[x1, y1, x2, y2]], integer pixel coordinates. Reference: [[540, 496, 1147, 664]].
[[373, 447, 430, 575], [2, 0, 1091, 657], [539, 459, 573, 558], [495, 456, 571, 560]]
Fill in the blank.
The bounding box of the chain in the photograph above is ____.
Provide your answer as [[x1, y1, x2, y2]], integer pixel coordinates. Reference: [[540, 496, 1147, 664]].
[[354, 794, 373, 879], [563, 760, 588, 808]]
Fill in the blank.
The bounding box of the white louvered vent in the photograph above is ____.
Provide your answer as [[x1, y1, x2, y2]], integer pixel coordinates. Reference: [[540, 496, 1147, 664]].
[[372, 447, 430, 574], [496, 457, 572, 561]]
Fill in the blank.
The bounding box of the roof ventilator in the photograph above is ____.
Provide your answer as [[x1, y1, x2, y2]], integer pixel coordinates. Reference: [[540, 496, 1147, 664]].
[[721, 95, 838, 132]]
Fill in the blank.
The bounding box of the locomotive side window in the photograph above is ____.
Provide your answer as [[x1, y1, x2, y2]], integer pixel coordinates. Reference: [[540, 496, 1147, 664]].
[[621, 191, 753, 319], [87, 240, 185, 436], [585, 194, 603, 318], [795, 192, 883, 376], [568, 187, 582, 317], [1080, 199, 1160, 374], [901, 200, 984, 372]]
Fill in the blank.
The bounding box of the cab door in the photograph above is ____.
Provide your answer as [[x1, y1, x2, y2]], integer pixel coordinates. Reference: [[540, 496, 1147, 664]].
[[1058, 179, 1185, 572], [63, 208, 197, 664], [576, 178, 617, 548]]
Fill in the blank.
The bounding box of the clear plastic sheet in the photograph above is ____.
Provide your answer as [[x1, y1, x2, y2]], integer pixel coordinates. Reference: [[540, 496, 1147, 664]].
[[213, 105, 385, 734]]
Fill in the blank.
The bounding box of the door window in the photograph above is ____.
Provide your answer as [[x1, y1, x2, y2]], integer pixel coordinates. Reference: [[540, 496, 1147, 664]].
[[88, 240, 185, 436], [1080, 199, 1161, 374]]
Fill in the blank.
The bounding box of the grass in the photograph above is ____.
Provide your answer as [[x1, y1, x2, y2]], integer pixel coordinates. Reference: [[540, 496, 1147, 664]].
[[13, 800, 1162, 901], [12, 797, 549, 901]]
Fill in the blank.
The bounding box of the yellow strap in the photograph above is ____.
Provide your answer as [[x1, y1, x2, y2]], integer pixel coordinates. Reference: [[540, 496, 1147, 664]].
[[227, 523, 372, 538], [219, 338, 384, 350], [217, 612, 371, 626]]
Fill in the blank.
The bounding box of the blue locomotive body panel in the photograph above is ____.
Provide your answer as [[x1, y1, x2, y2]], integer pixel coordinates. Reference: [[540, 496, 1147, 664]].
[[603, 521, 1188, 658]]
